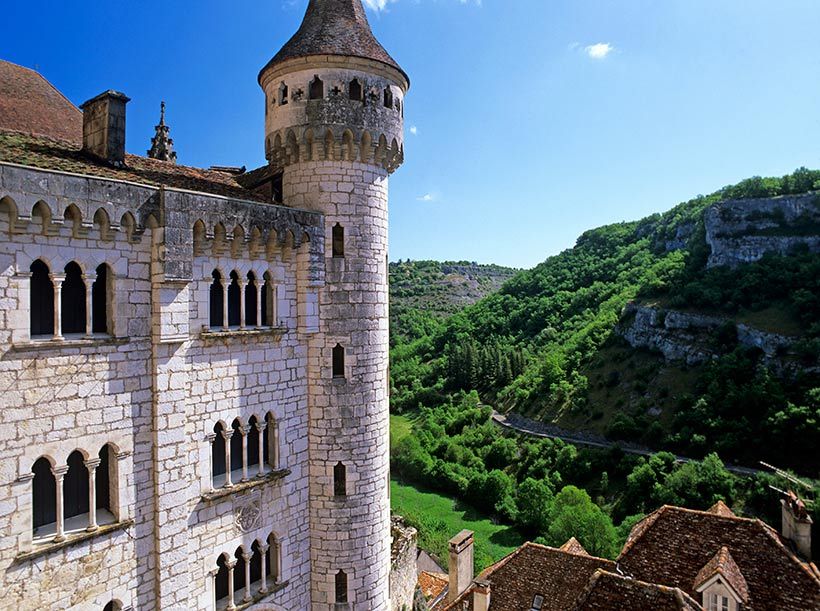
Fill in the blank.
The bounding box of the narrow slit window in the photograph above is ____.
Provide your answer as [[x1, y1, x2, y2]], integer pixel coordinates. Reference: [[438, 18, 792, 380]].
[[309, 76, 324, 100], [245, 272, 258, 327], [227, 271, 241, 327], [335, 570, 348, 604], [262, 273, 275, 327], [334, 462, 347, 498], [268, 533, 280, 582], [349, 79, 362, 101], [279, 82, 289, 105], [332, 223, 344, 258], [332, 344, 345, 378], [92, 263, 111, 334], [383, 87, 393, 108]]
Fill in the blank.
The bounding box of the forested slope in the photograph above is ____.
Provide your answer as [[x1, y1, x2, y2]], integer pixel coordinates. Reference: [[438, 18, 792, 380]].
[[390, 168, 820, 474]]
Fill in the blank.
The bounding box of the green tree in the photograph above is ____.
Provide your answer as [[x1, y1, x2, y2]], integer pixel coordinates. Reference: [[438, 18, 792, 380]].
[[547, 486, 618, 558]]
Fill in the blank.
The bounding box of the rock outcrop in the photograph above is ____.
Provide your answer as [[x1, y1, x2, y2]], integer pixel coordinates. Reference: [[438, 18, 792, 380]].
[[705, 192, 820, 268]]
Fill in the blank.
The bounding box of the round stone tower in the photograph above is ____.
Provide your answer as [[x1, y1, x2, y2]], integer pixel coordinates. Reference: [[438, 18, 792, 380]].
[[259, 1, 408, 608]]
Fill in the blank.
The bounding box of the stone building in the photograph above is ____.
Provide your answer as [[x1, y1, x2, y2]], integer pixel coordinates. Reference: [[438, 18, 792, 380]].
[[0, 0, 407, 609]]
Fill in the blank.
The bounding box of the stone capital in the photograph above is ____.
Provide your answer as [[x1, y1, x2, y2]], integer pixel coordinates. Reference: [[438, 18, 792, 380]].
[[240, 425, 251, 436], [50, 273, 66, 284], [258, 543, 270, 554], [52, 465, 69, 478], [255, 421, 268, 433], [82, 272, 97, 284], [225, 559, 237, 570], [84, 457, 102, 470], [241, 551, 252, 562], [222, 430, 234, 441]]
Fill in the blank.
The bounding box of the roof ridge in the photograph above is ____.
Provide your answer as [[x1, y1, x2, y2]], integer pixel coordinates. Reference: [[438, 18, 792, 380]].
[[618, 505, 668, 559]]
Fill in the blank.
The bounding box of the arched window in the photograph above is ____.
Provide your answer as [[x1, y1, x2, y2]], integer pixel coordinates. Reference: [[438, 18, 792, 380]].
[[62, 262, 86, 334], [97, 444, 113, 517], [279, 82, 289, 105], [335, 570, 348, 604], [261, 273, 275, 327], [32, 457, 56, 533], [245, 272, 258, 327], [64, 450, 89, 522], [230, 419, 243, 474], [309, 76, 324, 100], [210, 270, 224, 329], [332, 224, 344, 258], [228, 271, 241, 327], [264, 412, 277, 469], [212, 422, 226, 485], [250, 540, 263, 586], [92, 263, 111, 334], [349, 79, 362, 101], [247, 415, 260, 470], [215, 554, 230, 604], [334, 462, 347, 498], [30, 259, 54, 337], [383, 87, 393, 108], [332, 344, 345, 378], [267, 533, 280, 582], [102, 602, 121, 611], [234, 546, 246, 600]]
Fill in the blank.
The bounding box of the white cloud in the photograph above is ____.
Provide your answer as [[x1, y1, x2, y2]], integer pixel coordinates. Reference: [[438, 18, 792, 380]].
[[409, 125, 418, 135], [363, 0, 389, 9], [584, 42, 614, 60], [417, 193, 435, 202]]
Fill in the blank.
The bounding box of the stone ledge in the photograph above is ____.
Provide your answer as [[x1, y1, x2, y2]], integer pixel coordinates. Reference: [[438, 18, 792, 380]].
[[200, 327, 287, 341], [15, 519, 134, 562], [11, 335, 130, 352], [201, 468, 291, 502], [223, 580, 290, 611]]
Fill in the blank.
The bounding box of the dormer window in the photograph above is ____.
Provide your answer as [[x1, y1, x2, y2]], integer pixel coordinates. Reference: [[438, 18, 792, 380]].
[[707, 593, 730, 611]]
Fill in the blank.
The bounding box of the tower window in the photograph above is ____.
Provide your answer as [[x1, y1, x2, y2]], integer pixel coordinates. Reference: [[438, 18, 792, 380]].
[[272, 172, 284, 204], [334, 462, 347, 498], [349, 79, 362, 102], [267, 533, 280, 582], [32, 457, 56, 533], [245, 272, 258, 327], [279, 82, 289, 105], [261, 272, 276, 327], [383, 87, 393, 108], [64, 450, 90, 521], [210, 270, 224, 329], [212, 422, 227, 484], [215, 554, 229, 604], [30, 259, 54, 337], [230, 419, 243, 473], [335, 570, 348, 604], [61, 261, 86, 334], [332, 223, 344, 258], [309, 76, 324, 100], [332, 344, 345, 378]]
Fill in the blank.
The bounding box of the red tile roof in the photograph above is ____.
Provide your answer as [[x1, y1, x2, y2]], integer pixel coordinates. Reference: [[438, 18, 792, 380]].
[[419, 571, 448, 603], [707, 500, 737, 518], [619, 505, 820, 610], [260, 0, 407, 84], [693, 546, 749, 603], [0, 130, 269, 203], [570, 570, 702, 611], [442, 542, 616, 611], [0, 60, 82, 144], [559, 537, 590, 556]]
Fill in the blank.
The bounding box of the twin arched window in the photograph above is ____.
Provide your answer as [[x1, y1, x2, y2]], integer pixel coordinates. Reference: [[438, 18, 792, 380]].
[[32, 444, 116, 542], [30, 259, 112, 339], [211, 414, 278, 489], [210, 270, 275, 330], [214, 534, 279, 609]]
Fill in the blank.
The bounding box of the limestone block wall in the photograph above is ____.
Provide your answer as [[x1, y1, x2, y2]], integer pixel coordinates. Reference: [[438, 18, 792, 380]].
[[285, 160, 392, 610], [0, 163, 325, 610]]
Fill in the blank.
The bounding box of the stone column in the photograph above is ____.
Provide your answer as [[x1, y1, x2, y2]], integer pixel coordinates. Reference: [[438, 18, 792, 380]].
[[259, 543, 270, 593], [255, 281, 263, 328], [52, 465, 68, 542], [256, 421, 267, 476], [242, 551, 253, 602], [85, 457, 101, 531], [223, 429, 234, 487], [240, 425, 249, 482], [222, 282, 230, 330], [83, 272, 96, 336], [238, 277, 246, 329], [50, 274, 65, 340], [226, 559, 237, 611]]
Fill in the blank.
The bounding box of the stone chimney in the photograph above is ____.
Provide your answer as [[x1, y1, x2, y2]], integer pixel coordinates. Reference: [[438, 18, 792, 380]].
[[472, 579, 491, 611], [80, 90, 130, 165], [781, 492, 812, 560], [447, 530, 474, 603]]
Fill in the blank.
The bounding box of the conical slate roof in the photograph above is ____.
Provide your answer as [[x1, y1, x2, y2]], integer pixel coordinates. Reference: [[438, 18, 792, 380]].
[[259, 0, 407, 83]]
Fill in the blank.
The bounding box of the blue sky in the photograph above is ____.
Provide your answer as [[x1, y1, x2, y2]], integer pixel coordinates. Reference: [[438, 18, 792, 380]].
[[4, 0, 820, 267]]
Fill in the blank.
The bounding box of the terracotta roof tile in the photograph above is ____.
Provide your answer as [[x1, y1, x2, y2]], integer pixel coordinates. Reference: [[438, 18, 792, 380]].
[[0, 130, 270, 203], [0, 60, 82, 144], [619, 505, 820, 610], [570, 570, 703, 611], [419, 571, 448, 602], [707, 500, 736, 518], [260, 0, 407, 83], [442, 542, 615, 611], [559, 537, 590, 556], [693, 546, 749, 603]]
